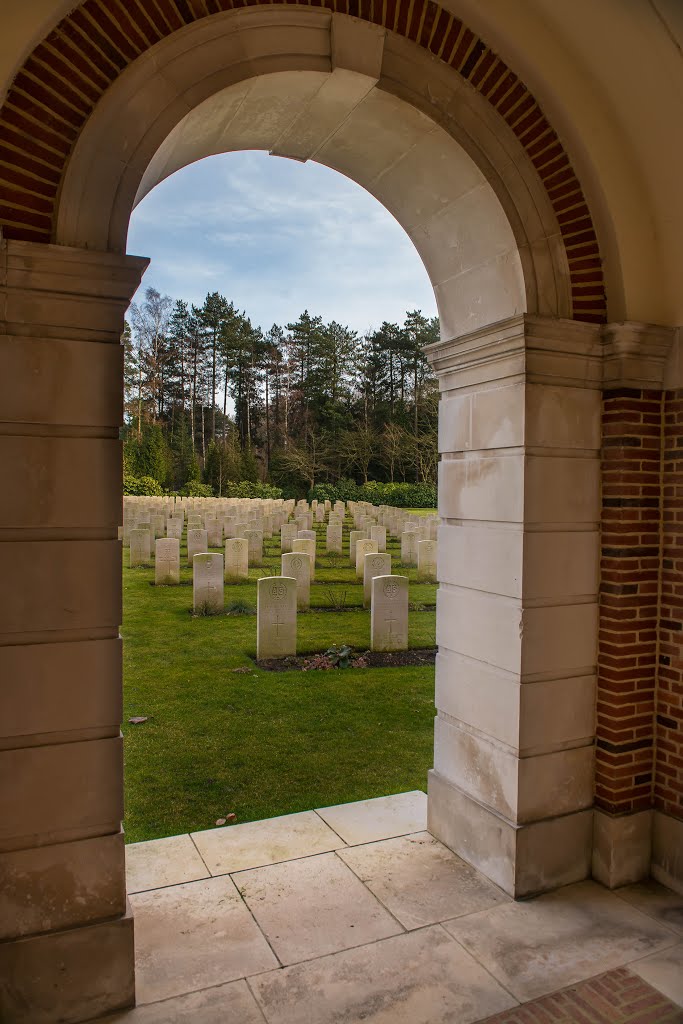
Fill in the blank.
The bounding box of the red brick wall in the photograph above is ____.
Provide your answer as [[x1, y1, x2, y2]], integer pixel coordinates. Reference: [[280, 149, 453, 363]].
[[657, 391, 683, 819], [597, 389, 663, 815]]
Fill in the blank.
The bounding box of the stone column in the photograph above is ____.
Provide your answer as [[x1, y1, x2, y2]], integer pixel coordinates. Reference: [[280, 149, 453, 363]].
[[425, 315, 602, 898], [0, 239, 148, 1022]]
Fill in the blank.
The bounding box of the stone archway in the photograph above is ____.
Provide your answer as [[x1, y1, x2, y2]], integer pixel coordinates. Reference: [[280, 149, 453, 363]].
[[1, 6, 616, 1022]]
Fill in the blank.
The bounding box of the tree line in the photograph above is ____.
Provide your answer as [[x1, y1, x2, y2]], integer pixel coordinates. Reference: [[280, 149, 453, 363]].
[[123, 287, 439, 496]]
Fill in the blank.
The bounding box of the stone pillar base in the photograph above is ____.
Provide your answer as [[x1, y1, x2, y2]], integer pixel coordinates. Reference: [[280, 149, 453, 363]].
[[652, 810, 683, 896], [592, 809, 652, 889], [428, 770, 593, 898], [0, 904, 135, 1024]]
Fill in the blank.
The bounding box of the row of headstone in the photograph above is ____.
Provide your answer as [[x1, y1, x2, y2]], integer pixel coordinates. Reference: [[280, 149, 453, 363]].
[[253, 571, 409, 657], [342, 504, 437, 581], [123, 495, 297, 547]]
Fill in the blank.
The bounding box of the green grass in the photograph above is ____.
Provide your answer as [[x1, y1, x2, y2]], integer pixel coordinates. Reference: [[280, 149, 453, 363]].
[[122, 524, 436, 843], [405, 507, 438, 516]]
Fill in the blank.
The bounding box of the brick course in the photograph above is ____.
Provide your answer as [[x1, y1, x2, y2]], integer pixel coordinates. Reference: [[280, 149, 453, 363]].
[[0, 0, 606, 323], [598, 387, 683, 826], [481, 968, 683, 1023], [597, 390, 663, 815], [658, 390, 683, 819]]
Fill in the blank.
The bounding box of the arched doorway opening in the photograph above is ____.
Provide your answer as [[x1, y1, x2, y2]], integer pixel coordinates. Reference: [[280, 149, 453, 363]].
[[121, 148, 440, 845], [54, 6, 600, 895]]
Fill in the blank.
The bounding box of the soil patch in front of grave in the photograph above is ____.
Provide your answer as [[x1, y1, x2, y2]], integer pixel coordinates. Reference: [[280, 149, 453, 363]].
[[255, 648, 436, 671]]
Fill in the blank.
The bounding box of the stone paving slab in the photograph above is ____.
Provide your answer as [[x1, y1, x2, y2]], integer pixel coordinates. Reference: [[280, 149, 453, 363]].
[[100, 979, 264, 1023], [337, 831, 508, 929], [630, 941, 683, 1008], [615, 878, 683, 936], [443, 880, 678, 1003], [315, 790, 427, 845], [234, 851, 402, 965], [479, 967, 683, 1023], [125, 834, 209, 894], [249, 925, 517, 1024], [130, 875, 278, 1004], [191, 809, 344, 876]]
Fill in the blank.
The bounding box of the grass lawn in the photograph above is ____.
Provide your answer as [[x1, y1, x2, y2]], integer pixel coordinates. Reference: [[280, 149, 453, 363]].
[[122, 522, 437, 843]]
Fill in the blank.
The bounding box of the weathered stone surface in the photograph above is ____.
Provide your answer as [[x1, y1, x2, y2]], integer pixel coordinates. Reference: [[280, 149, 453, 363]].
[[326, 524, 342, 554], [155, 538, 180, 585], [193, 553, 224, 613], [244, 529, 264, 566], [280, 523, 298, 553], [207, 518, 223, 548], [370, 525, 387, 551], [282, 552, 311, 612], [150, 514, 165, 539], [292, 538, 316, 581], [224, 538, 248, 581], [371, 575, 409, 651], [355, 538, 378, 578], [257, 577, 297, 660], [129, 528, 151, 567], [166, 518, 182, 540], [417, 539, 437, 581], [363, 552, 391, 608], [187, 528, 208, 567], [349, 530, 367, 565], [401, 531, 417, 566]]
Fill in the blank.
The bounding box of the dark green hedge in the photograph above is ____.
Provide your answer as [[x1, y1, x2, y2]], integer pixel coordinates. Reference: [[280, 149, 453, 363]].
[[123, 477, 284, 499], [123, 475, 164, 496], [308, 479, 436, 508]]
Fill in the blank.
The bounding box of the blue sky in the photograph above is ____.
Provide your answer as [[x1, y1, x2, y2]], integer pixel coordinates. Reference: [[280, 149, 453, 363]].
[[127, 151, 437, 333]]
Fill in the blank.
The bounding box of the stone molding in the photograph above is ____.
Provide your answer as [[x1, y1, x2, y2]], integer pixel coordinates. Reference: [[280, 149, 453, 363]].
[[0, 239, 149, 341], [424, 314, 602, 389], [602, 321, 676, 390], [427, 315, 679, 391]]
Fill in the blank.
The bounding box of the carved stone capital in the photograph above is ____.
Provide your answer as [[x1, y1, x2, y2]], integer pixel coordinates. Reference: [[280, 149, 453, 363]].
[[424, 314, 602, 390], [601, 321, 676, 390]]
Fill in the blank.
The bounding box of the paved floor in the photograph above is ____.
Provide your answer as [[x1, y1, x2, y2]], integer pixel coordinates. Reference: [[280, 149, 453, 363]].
[[100, 792, 683, 1023]]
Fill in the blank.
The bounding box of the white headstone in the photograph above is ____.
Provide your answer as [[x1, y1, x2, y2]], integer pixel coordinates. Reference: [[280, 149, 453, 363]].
[[401, 530, 418, 566], [223, 519, 238, 539], [187, 528, 208, 566], [417, 539, 437, 582], [370, 525, 387, 552], [150, 514, 165, 539], [244, 529, 264, 566], [166, 518, 183, 541], [207, 518, 223, 548], [224, 537, 248, 581], [281, 523, 298, 553], [349, 530, 367, 565], [326, 523, 342, 554], [155, 538, 180, 584], [355, 538, 378, 578], [371, 575, 409, 652], [363, 552, 391, 608], [193, 553, 224, 613], [129, 529, 151, 567], [257, 576, 297, 659], [292, 538, 316, 581], [282, 551, 311, 611]]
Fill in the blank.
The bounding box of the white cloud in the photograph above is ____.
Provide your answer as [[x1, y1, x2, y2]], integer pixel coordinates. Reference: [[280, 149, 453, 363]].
[[127, 151, 436, 332]]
